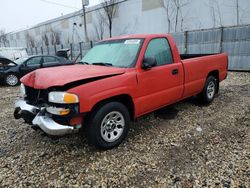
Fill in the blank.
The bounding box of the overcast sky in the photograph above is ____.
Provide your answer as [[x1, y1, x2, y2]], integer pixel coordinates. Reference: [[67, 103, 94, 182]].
[[0, 0, 100, 33]]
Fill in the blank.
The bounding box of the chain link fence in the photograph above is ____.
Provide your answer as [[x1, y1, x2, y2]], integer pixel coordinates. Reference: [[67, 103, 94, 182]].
[[26, 24, 250, 71], [26, 41, 94, 62]]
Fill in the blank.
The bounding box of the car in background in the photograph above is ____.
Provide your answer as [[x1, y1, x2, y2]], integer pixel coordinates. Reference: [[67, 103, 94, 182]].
[[0, 55, 73, 86]]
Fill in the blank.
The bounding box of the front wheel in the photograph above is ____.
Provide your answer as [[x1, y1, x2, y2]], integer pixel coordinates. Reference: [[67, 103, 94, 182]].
[[83, 102, 130, 149], [5, 73, 19, 86], [198, 75, 218, 104]]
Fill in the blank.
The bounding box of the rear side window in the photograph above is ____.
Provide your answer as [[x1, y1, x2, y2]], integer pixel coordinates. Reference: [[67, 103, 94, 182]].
[[44, 56, 59, 63], [144, 38, 173, 66]]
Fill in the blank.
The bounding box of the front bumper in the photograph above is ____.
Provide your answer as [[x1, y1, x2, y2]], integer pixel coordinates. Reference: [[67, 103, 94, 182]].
[[14, 100, 80, 136]]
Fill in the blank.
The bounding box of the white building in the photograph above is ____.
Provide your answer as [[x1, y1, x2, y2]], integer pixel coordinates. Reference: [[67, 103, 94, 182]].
[[5, 0, 250, 48]]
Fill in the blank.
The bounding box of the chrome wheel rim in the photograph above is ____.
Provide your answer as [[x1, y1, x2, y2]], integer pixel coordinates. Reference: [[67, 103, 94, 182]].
[[100, 111, 125, 143], [207, 81, 215, 99], [6, 74, 18, 86]]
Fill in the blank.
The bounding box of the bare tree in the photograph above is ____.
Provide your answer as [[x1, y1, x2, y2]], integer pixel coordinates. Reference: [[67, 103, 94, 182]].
[[0, 29, 8, 47], [220, 0, 242, 25], [42, 33, 49, 46], [208, 0, 222, 27], [162, 0, 172, 32], [162, 0, 190, 32], [25, 32, 35, 48], [50, 29, 61, 45], [101, 0, 118, 37], [93, 1, 134, 40], [173, 0, 190, 32], [93, 11, 106, 40]]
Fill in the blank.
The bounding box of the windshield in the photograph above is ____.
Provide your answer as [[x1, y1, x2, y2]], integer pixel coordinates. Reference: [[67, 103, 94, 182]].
[[14, 57, 28, 65], [80, 39, 143, 68]]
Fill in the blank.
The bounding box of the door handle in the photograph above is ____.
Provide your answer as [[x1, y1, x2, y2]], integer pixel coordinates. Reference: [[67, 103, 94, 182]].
[[172, 69, 179, 75]]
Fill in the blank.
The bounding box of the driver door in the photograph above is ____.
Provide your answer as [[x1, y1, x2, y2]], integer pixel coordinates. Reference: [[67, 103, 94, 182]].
[[136, 38, 184, 115]]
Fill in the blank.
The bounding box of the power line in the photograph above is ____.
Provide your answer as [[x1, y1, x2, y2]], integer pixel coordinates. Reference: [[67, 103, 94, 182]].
[[39, 0, 79, 10]]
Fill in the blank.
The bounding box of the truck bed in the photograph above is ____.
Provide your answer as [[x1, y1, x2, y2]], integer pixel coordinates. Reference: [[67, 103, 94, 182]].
[[181, 53, 228, 99]]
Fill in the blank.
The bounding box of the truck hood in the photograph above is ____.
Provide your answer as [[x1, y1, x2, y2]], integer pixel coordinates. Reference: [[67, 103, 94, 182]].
[[21, 65, 126, 89]]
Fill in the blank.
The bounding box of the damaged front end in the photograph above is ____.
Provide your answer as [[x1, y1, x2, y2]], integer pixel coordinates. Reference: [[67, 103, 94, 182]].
[[14, 84, 82, 136]]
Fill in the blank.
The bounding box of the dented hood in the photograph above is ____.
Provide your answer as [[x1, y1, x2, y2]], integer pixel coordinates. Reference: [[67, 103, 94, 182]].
[[21, 65, 125, 89]]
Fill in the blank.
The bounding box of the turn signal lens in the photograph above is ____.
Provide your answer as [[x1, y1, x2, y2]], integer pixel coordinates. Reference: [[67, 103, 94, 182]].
[[46, 107, 70, 116], [63, 93, 79, 103], [59, 108, 70, 116]]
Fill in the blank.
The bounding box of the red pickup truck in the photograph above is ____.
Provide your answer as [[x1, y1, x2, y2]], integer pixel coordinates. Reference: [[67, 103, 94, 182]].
[[14, 34, 228, 149]]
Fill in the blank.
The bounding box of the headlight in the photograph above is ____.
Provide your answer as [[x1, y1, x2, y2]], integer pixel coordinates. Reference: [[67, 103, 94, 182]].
[[48, 92, 79, 104], [20, 84, 26, 97]]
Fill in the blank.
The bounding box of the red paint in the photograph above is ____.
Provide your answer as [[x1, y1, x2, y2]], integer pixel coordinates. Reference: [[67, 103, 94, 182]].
[[69, 115, 83, 126], [21, 34, 228, 119], [21, 65, 125, 89]]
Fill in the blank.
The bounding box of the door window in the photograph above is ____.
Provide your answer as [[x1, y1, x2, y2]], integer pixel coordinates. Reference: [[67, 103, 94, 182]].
[[26, 57, 42, 66], [144, 38, 173, 66], [43, 56, 60, 67]]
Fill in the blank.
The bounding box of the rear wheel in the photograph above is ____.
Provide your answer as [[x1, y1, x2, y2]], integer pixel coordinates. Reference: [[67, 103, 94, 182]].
[[5, 73, 19, 86], [83, 102, 130, 149], [198, 75, 217, 104]]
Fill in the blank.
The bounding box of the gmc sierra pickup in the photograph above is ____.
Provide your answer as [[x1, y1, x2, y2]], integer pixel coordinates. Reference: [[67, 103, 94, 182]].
[[14, 34, 228, 149]]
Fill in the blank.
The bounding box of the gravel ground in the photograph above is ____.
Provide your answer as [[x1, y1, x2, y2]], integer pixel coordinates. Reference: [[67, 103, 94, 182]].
[[0, 72, 249, 187]]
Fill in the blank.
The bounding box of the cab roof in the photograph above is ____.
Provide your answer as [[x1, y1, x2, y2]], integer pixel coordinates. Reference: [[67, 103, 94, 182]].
[[101, 34, 169, 41]]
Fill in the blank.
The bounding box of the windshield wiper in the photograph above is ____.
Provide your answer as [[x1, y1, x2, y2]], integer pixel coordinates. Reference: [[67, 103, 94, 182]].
[[92, 62, 113, 67], [79, 61, 89, 65]]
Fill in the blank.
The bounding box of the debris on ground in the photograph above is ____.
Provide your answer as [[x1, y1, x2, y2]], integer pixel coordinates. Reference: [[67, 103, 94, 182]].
[[0, 72, 249, 187]]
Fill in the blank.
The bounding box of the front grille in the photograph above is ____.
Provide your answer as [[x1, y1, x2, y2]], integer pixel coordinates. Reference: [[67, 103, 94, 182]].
[[25, 86, 48, 104]]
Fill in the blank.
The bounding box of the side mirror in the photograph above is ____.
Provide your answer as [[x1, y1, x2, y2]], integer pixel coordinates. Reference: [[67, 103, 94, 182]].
[[142, 57, 157, 70]]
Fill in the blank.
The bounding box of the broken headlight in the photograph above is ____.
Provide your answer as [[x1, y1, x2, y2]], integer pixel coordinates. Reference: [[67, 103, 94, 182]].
[[48, 92, 79, 104]]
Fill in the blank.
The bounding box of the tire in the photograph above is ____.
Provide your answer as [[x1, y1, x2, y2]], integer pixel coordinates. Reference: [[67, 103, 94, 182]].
[[83, 102, 130, 149], [5, 73, 19, 86], [198, 75, 218, 104]]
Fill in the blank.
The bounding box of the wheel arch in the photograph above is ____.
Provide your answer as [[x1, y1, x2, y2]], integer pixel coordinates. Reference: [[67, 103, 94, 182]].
[[89, 94, 135, 121], [5, 71, 20, 78]]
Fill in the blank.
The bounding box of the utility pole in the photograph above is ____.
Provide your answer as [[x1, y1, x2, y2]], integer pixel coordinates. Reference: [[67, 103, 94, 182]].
[[82, 0, 89, 42]]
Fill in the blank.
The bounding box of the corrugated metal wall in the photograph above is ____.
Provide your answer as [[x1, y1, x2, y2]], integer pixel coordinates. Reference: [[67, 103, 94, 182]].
[[27, 24, 250, 71], [172, 25, 250, 71]]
